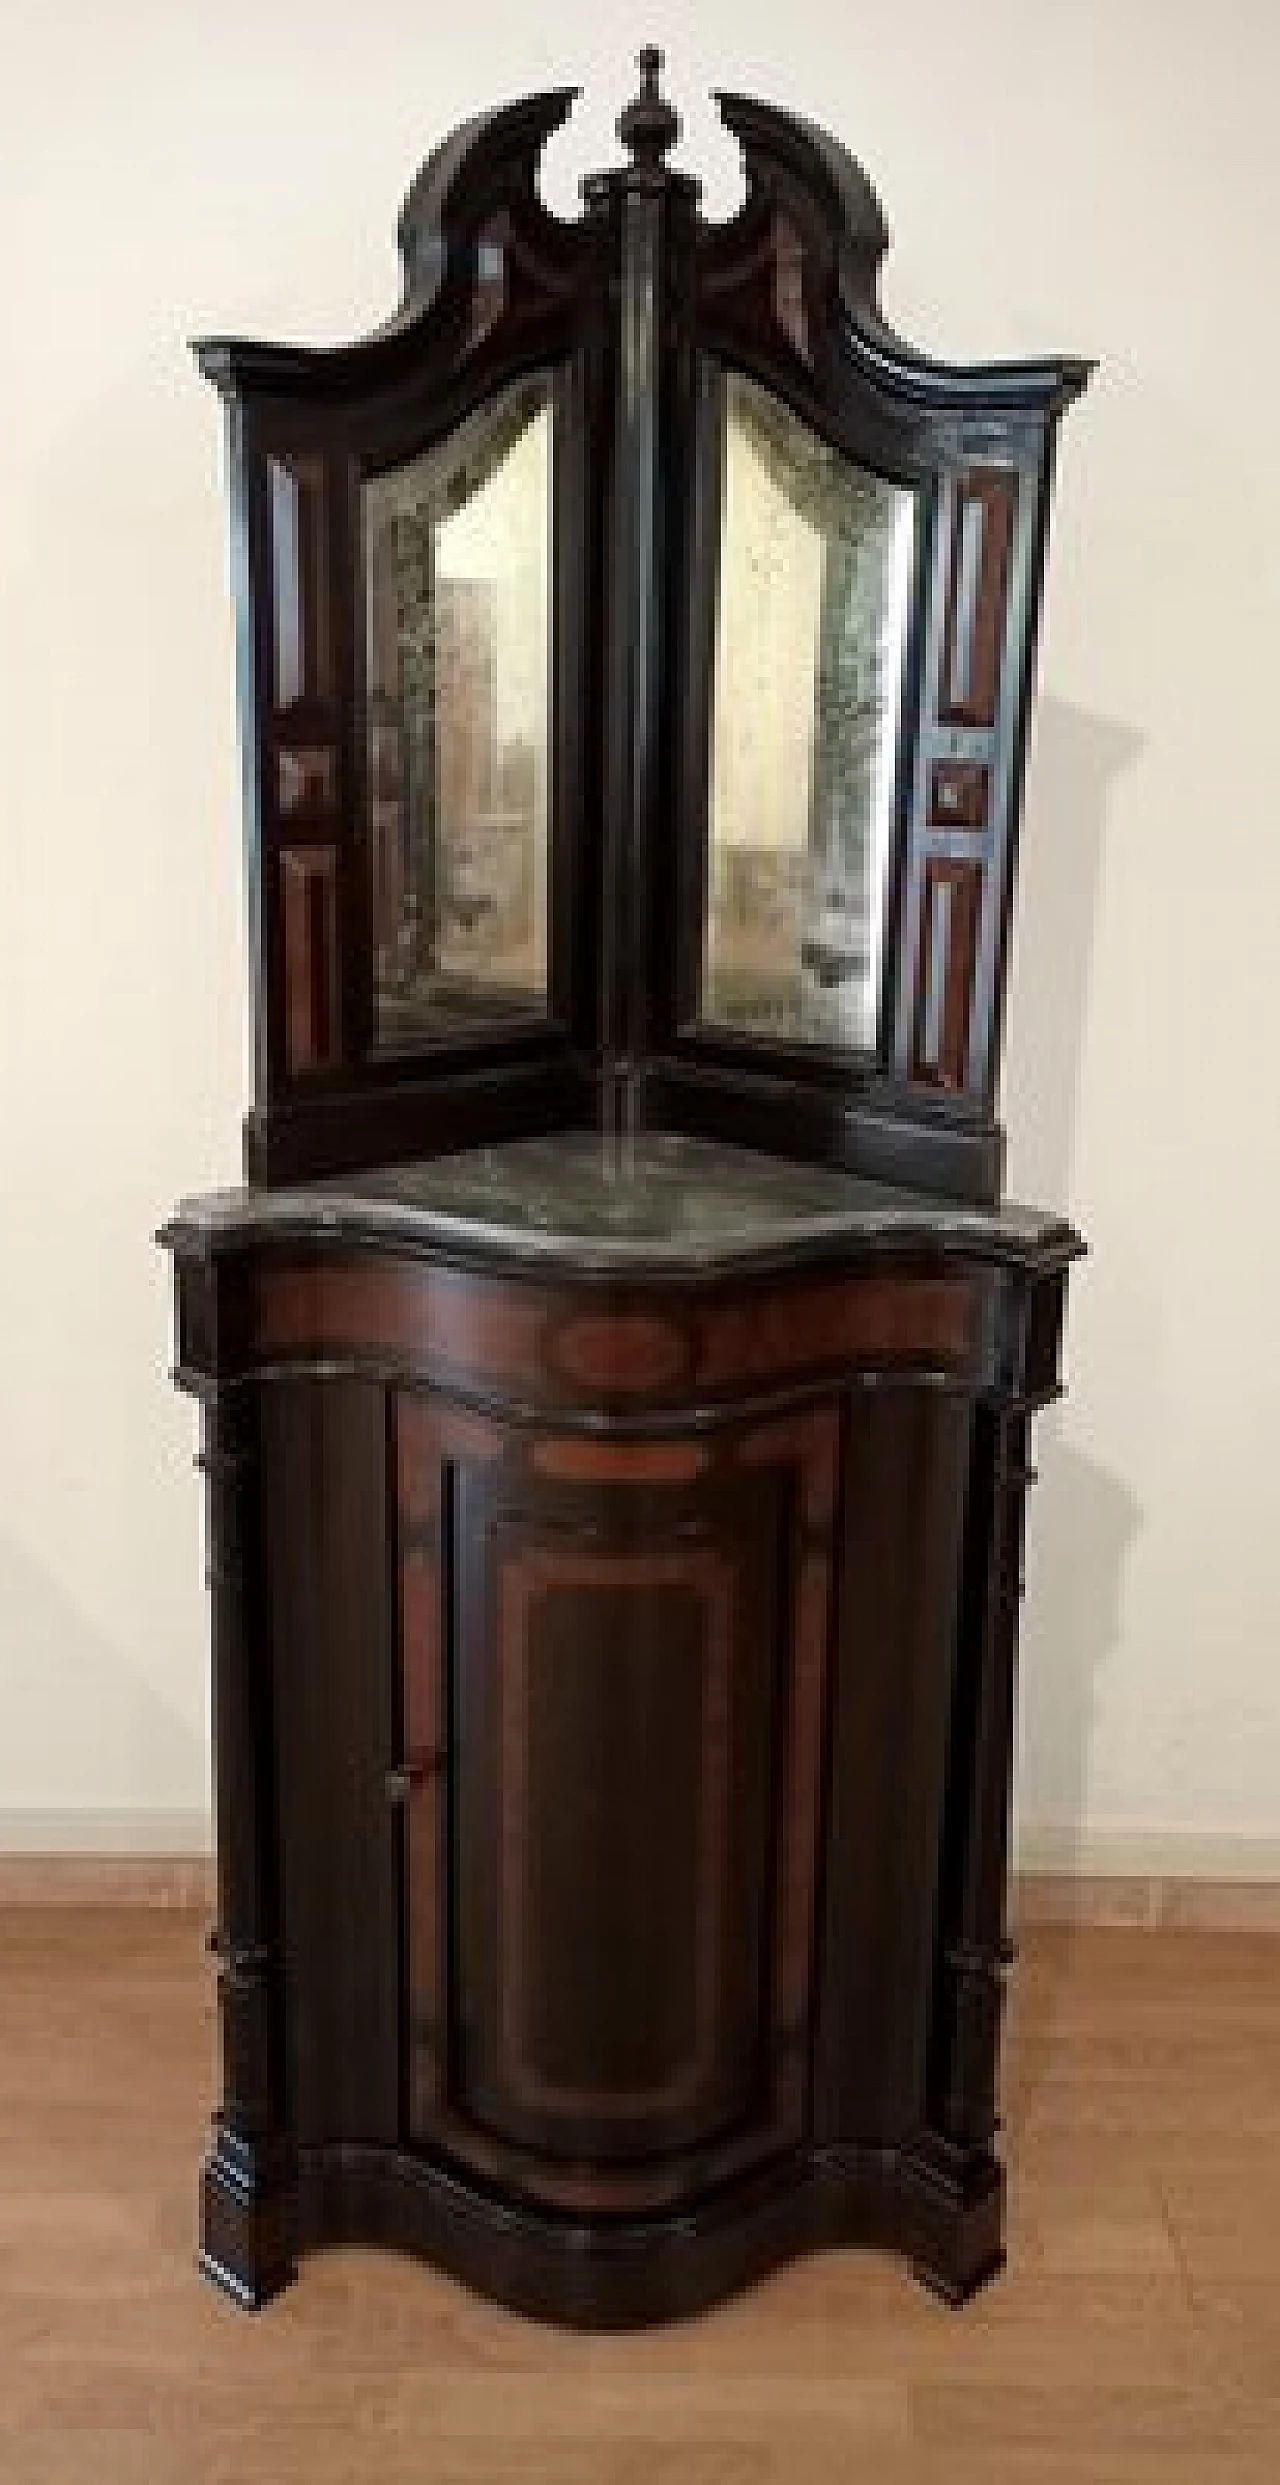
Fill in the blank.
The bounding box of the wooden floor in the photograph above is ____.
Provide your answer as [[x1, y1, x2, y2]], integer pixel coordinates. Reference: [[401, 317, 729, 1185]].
[[1, 1912, 1277, 2482]]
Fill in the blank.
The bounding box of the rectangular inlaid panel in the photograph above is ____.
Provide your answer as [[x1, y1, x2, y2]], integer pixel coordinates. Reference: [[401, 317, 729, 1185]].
[[452, 1462, 787, 2168], [280, 844, 340, 1076], [938, 471, 1016, 728], [254, 1264, 550, 1397], [505, 1558, 720, 2102], [699, 1275, 976, 1387], [911, 857, 984, 1090]]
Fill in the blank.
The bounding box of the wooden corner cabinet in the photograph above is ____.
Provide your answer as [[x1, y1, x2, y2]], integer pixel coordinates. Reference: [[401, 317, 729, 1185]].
[[162, 49, 1090, 2324]]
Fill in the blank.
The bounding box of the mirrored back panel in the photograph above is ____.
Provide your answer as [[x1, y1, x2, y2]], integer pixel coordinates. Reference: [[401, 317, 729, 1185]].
[[362, 376, 554, 1048], [700, 372, 918, 1055]]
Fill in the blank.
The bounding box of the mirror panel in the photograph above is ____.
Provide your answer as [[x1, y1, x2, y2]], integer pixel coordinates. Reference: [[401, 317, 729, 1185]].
[[700, 371, 917, 1053], [363, 378, 553, 1047]]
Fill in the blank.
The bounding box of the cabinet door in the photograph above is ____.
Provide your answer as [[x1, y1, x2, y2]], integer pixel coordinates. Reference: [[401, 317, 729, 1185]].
[[394, 1396, 839, 2214]]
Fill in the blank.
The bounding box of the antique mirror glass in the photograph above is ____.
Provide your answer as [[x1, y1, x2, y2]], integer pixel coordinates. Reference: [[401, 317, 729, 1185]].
[[700, 371, 917, 1052], [363, 377, 552, 1046]]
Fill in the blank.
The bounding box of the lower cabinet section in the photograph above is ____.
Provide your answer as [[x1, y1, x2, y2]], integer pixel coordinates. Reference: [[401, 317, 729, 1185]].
[[191, 1241, 1062, 2319]]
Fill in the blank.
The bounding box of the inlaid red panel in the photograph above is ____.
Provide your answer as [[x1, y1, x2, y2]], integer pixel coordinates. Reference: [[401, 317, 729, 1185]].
[[255, 1265, 549, 1395], [280, 845, 339, 1077], [938, 470, 1016, 728], [400, 1550, 440, 1754], [911, 856, 984, 1091], [699, 1277, 975, 1387], [530, 1437, 708, 1485], [253, 1263, 977, 1409]]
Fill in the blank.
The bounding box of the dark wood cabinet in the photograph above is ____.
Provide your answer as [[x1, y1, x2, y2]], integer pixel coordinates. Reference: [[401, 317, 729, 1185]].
[[163, 51, 1089, 2322]]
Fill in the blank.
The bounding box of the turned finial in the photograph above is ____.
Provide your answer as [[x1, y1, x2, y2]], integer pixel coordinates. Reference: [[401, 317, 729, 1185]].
[[617, 45, 679, 169]]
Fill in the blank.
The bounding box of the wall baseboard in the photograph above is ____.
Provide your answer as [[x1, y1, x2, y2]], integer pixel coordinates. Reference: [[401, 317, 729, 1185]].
[[0, 1813, 212, 1907], [0, 1852, 214, 1908], [0, 1810, 212, 1856], [1011, 1829, 1280, 1927], [1, 1820, 1279, 1925], [1013, 1873, 1280, 1933]]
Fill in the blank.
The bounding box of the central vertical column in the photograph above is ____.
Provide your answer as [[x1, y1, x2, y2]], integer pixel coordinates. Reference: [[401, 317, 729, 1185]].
[[587, 49, 699, 1154]]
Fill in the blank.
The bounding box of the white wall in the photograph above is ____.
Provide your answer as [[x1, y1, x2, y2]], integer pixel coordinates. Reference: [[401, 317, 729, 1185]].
[[0, 0, 1276, 1868]]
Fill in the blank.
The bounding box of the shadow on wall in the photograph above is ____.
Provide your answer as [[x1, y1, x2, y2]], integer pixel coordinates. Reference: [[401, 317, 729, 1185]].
[[1000, 695, 1147, 1868], [0, 1527, 207, 1842], [1002, 693, 1143, 1209]]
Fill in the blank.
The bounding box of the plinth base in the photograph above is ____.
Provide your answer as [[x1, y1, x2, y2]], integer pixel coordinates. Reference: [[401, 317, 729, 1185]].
[[199, 2126, 296, 2311]]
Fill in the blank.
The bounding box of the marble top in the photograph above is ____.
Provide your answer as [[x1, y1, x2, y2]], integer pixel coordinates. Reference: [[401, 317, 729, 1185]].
[[164, 1131, 1081, 1280]]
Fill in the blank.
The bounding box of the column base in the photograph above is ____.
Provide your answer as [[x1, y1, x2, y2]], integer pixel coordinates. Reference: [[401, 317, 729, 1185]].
[[900, 2132, 1005, 2303], [199, 2123, 296, 2310]]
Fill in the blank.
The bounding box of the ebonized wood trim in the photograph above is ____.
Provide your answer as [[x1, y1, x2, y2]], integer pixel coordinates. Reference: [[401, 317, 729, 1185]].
[[287, 2136, 1004, 2324]]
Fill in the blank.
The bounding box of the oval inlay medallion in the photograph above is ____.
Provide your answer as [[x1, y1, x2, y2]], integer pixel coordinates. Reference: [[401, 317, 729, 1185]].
[[552, 1311, 688, 1396]]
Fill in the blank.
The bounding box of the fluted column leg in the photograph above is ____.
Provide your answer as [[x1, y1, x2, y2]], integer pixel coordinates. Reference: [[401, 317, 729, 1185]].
[[906, 1398, 1033, 2300], [198, 1384, 294, 2307]]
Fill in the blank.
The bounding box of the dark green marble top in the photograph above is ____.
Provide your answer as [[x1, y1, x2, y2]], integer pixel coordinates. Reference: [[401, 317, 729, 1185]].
[[164, 1132, 1082, 1280]]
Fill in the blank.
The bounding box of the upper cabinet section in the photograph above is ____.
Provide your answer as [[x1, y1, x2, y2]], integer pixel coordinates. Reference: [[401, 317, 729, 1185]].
[[194, 51, 1089, 1195]]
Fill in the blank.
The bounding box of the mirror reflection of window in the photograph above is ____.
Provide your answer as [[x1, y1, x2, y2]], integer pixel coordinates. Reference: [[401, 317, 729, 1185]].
[[702, 371, 917, 1053], [363, 378, 552, 1047]]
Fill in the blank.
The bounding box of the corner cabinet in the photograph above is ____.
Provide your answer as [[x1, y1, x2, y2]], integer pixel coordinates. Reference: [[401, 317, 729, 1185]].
[[168, 1160, 1077, 2321], [164, 48, 1090, 2323]]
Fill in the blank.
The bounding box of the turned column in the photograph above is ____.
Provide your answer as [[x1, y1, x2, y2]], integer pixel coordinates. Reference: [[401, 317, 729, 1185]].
[[198, 1381, 294, 2306], [908, 1380, 1037, 2298], [938, 1402, 1031, 2138]]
